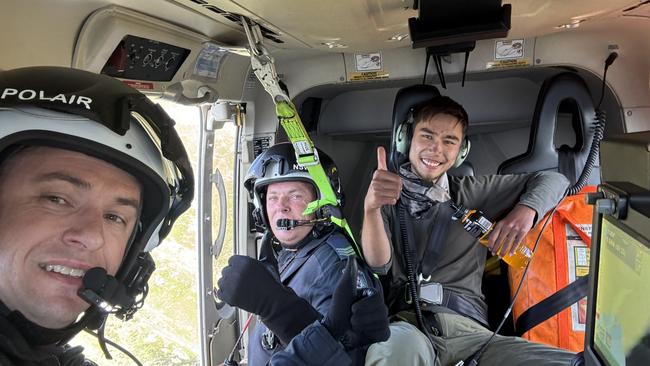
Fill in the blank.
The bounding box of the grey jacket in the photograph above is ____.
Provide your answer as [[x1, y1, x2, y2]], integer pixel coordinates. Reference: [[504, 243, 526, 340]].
[[378, 172, 569, 320]]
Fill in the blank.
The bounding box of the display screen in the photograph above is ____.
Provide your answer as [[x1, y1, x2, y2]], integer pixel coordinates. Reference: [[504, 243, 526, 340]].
[[593, 216, 650, 366]]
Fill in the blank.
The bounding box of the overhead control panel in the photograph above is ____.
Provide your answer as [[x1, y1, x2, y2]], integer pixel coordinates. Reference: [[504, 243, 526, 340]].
[[72, 6, 251, 100], [102, 35, 190, 82]]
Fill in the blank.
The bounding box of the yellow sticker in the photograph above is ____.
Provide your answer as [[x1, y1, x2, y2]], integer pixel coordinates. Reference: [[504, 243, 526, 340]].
[[486, 58, 531, 70], [576, 266, 590, 277], [347, 70, 390, 82]]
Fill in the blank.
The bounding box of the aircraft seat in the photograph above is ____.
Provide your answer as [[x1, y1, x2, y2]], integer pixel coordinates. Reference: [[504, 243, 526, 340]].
[[497, 72, 600, 186]]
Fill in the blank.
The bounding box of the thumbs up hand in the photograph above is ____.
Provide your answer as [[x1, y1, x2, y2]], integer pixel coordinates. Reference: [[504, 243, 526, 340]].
[[376, 145, 389, 171], [364, 146, 402, 212]]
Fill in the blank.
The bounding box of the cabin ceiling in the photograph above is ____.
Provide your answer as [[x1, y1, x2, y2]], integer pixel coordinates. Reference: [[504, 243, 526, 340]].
[[172, 0, 644, 52]]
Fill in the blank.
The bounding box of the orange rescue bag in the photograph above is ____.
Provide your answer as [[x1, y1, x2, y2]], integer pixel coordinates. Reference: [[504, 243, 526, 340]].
[[508, 186, 596, 352]]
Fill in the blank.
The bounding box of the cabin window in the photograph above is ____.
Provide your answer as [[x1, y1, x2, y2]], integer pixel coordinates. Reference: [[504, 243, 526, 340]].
[[69, 100, 238, 365]]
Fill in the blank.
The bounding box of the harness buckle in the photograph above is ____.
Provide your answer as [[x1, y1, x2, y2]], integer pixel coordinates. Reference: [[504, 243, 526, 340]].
[[420, 281, 444, 305]]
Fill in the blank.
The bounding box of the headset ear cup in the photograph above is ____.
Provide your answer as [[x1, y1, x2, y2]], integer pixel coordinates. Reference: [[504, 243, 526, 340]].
[[396, 122, 409, 155], [406, 122, 413, 152], [252, 208, 264, 229], [453, 137, 471, 168]]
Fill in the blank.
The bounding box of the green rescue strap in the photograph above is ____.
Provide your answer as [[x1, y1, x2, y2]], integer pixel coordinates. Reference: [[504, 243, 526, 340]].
[[275, 101, 358, 247], [242, 17, 362, 258]]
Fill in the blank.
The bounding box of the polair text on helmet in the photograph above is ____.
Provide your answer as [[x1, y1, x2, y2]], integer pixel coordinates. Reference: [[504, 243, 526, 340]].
[[0, 88, 92, 110]]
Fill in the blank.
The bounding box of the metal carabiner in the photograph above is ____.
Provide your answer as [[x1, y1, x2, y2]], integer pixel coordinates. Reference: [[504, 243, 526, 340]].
[[240, 16, 290, 102], [241, 16, 264, 57]]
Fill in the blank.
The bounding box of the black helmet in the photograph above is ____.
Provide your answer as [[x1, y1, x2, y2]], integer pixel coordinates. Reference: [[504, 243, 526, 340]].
[[0, 66, 194, 322], [244, 142, 342, 231]]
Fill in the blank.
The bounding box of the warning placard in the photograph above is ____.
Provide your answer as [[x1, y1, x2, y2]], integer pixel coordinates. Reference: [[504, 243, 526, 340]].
[[566, 223, 591, 331], [486, 59, 531, 70], [122, 80, 154, 90], [193, 43, 227, 80], [495, 39, 524, 59], [347, 71, 389, 82], [355, 52, 382, 71]]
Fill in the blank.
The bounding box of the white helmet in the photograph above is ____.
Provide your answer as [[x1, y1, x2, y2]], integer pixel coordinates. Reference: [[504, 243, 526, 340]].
[[243, 142, 343, 232], [0, 66, 194, 322]]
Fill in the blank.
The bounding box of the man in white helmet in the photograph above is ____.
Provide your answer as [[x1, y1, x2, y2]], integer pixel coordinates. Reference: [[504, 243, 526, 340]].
[[0, 66, 194, 366]]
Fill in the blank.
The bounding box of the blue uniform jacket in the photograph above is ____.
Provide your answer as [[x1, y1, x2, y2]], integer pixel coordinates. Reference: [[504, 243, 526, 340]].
[[248, 230, 378, 366], [269, 320, 350, 365]]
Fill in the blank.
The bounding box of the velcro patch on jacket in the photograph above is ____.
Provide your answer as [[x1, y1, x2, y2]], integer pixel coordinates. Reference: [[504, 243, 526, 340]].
[[326, 234, 356, 260]]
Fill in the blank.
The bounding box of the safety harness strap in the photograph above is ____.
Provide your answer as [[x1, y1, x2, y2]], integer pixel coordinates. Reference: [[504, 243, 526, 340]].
[[419, 201, 454, 276], [515, 274, 589, 336], [276, 101, 359, 252]]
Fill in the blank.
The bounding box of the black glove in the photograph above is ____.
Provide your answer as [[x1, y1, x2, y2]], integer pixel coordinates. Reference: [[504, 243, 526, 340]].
[[322, 258, 391, 349], [216, 255, 321, 345], [349, 290, 390, 346]]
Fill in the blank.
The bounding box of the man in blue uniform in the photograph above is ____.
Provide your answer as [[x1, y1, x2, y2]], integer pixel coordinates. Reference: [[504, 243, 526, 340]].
[[0, 67, 193, 365], [217, 143, 389, 365]]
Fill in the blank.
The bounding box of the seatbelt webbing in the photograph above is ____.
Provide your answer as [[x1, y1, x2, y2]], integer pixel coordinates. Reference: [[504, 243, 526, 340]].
[[420, 201, 454, 276], [515, 274, 589, 336]]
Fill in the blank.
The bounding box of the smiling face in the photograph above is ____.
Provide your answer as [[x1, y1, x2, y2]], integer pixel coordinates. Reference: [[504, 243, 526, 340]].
[[408, 113, 464, 182], [265, 180, 316, 247], [0, 146, 141, 329]]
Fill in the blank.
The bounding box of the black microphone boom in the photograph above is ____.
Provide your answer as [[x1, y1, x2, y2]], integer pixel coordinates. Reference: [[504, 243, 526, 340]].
[[276, 218, 330, 230], [78, 267, 134, 314], [276, 218, 310, 230]]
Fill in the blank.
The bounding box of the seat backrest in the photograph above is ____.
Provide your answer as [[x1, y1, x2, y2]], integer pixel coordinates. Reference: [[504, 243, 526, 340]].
[[448, 161, 475, 176], [497, 72, 599, 186], [389, 84, 440, 172]]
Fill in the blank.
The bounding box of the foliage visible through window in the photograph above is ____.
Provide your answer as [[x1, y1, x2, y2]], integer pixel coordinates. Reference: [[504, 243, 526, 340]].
[[70, 100, 237, 365]]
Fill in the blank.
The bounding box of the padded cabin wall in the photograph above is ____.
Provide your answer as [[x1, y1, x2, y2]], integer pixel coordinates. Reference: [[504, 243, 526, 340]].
[[275, 52, 348, 100], [534, 16, 650, 132], [276, 37, 537, 100], [310, 136, 379, 238]]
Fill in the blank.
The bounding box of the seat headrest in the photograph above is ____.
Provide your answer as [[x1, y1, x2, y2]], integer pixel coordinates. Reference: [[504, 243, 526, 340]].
[[389, 84, 440, 172], [497, 72, 598, 185]]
